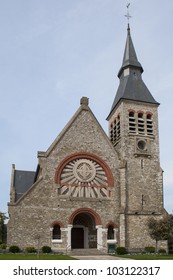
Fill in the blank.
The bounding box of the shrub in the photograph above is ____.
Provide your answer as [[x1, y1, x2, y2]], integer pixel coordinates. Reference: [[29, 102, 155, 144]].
[[25, 247, 37, 253], [0, 243, 7, 250], [158, 248, 166, 254], [41, 246, 52, 253], [145, 246, 155, 253], [116, 247, 127, 255], [9, 245, 20, 253]]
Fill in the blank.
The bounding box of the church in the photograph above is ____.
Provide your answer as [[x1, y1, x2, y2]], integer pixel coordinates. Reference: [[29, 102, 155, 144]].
[[7, 24, 167, 253]]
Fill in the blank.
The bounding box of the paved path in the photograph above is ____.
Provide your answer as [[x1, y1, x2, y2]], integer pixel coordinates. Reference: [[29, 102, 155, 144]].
[[74, 255, 132, 260]]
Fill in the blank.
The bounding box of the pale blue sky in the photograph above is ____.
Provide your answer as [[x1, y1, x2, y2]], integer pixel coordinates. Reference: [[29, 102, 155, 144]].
[[0, 0, 173, 214]]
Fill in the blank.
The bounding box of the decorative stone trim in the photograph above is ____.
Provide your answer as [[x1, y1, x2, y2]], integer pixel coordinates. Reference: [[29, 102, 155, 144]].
[[68, 208, 102, 225], [55, 152, 114, 187], [50, 221, 64, 228], [55, 153, 114, 198], [106, 221, 119, 228]]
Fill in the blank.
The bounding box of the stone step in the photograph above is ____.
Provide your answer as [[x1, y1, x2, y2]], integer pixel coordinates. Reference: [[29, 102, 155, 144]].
[[70, 248, 107, 256]]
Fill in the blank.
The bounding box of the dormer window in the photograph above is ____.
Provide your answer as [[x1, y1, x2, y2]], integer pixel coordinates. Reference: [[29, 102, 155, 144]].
[[124, 68, 130, 77]]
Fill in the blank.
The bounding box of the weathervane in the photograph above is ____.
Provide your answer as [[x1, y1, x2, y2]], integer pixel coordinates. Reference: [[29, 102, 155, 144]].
[[125, 3, 132, 25]]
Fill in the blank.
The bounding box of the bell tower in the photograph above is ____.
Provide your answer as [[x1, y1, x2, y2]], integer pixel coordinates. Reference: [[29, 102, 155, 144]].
[[107, 23, 165, 249]]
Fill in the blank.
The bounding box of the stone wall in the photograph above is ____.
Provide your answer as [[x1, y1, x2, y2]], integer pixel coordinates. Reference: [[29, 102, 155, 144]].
[[7, 101, 167, 252], [108, 99, 166, 251], [7, 107, 120, 250]]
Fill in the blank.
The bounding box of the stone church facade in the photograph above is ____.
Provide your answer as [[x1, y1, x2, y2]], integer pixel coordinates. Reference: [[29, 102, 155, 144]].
[[7, 25, 167, 253]]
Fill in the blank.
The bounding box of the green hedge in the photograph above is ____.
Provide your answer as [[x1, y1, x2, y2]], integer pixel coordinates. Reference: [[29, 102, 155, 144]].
[[9, 245, 20, 253], [0, 243, 7, 250], [41, 246, 52, 253], [145, 246, 155, 253], [158, 248, 166, 254], [116, 247, 127, 255], [25, 247, 37, 253]]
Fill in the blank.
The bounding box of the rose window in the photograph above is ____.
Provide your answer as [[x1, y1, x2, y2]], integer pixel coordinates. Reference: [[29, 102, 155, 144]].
[[58, 157, 111, 198]]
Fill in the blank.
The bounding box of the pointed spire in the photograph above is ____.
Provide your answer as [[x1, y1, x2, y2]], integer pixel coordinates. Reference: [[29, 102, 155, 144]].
[[118, 25, 143, 78], [107, 25, 159, 120]]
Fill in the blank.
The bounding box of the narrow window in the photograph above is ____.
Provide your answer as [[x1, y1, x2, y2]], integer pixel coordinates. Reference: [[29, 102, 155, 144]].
[[110, 116, 121, 145], [129, 111, 136, 133], [146, 114, 153, 135], [107, 226, 114, 240], [110, 123, 113, 143], [138, 113, 145, 134], [52, 225, 61, 240], [113, 119, 117, 143], [117, 115, 120, 140]]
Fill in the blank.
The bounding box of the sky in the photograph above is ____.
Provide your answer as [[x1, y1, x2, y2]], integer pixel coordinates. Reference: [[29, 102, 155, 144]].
[[0, 0, 173, 215]]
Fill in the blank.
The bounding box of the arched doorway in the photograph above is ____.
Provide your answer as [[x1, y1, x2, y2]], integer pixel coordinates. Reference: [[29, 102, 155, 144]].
[[71, 212, 97, 249]]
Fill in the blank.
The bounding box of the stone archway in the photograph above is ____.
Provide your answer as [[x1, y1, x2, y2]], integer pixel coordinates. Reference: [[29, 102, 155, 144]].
[[68, 208, 102, 250], [71, 212, 97, 249]]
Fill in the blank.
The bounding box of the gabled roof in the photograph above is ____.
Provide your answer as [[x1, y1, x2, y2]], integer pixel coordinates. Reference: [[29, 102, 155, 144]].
[[107, 25, 159, 119], [14, 170, 36, 201], [11, 97, 118, 203], [39, 97, 116, 157]]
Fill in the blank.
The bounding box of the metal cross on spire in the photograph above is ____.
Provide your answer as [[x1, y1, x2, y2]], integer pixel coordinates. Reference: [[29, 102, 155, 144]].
[[125, 3, 132, 26]]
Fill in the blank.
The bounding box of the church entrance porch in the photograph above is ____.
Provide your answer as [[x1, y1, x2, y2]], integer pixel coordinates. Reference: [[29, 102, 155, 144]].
[[68, 208, 103, 251], [71, 212, 97, 249]]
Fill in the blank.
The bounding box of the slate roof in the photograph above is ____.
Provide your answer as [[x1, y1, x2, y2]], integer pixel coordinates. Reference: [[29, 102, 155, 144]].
[[118, 25, 143, 77], [107, 25, 159, 119], [14, 170, 36, 201]]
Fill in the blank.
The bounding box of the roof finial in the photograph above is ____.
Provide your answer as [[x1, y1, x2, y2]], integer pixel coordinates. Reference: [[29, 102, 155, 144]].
[[125, 3, 132, 29]]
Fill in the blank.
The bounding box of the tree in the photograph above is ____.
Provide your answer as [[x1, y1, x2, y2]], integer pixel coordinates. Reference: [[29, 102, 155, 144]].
[[147, 215, 173, 252], [0, 212, 8, 243]]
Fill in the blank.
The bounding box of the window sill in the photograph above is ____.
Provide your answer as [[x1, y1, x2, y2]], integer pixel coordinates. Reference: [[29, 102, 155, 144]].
[[107, 239, 117, 244], [51, 239, 62, 243]]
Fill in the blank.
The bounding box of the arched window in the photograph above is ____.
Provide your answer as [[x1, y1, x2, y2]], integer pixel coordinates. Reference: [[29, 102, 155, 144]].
[[138, 113, 145, 134], [128, 110, 154, 136], [129, 111, 136, 133], [52, 224, 61, 240], [117, 115, 121, 140], [110, 123, 113, 143], [107, 225, 114, 240], [109, 115, 121, 145], [113, 119, 117, 143], [146, 114, 153, 135]]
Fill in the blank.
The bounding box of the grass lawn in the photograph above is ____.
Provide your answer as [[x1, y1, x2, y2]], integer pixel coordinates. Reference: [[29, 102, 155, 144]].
[[118, 254, 173, 260], [0, 254, 77, 260], [1, 253, 173, 260]]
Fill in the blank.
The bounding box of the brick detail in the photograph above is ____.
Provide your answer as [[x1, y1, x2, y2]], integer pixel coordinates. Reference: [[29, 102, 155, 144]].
[[106, 221, 119, 228], [50, 221, 64, 228], [68, 208, 102, 225]]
